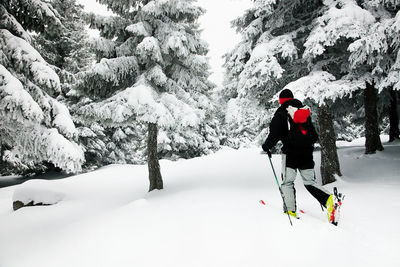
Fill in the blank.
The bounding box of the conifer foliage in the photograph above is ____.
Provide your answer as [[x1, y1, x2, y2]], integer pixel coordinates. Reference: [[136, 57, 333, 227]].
[[77, 0, 217, 191], [223, 0, 400, 184], [222, 0, 322, 146], [0, 0, 84, 175], [33, 0, 93, 76]]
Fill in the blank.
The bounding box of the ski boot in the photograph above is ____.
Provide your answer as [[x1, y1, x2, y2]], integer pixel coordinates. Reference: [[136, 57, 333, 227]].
[[285, 211, 300, 219], [326, 187, 344, 226]]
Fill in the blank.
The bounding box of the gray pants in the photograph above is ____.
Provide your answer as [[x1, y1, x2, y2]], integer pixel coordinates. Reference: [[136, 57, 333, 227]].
[[281, 154, 331, 212]]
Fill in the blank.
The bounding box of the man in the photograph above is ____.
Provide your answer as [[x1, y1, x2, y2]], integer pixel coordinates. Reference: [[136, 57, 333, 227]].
[[262, 89, 335, 220]]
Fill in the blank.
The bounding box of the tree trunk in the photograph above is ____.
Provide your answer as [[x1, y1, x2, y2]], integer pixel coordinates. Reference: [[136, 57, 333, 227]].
[[318, 104, 342, 185], [0, 141, 4, 175], [389, 88, 399, 142], [147, 123, 163, 192], [364, 82, 384, 154]]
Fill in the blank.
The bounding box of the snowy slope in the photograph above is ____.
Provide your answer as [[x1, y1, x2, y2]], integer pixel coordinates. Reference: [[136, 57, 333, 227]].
[[0, 140, 399, 267]]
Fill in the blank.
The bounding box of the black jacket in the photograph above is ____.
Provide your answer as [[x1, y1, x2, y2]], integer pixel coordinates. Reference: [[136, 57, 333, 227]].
[[262, 99, 318, 169]]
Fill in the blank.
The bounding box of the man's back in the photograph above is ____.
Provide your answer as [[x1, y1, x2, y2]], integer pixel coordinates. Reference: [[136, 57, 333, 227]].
[[263, 98, 305, 153]]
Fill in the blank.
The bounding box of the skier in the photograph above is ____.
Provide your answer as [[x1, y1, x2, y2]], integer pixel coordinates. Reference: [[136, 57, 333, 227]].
[[262, 89, 338, 222]]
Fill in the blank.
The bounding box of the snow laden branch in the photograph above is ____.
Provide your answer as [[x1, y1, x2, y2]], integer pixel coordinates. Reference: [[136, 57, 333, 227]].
[[232, 0, 278, 35], [126, 21, 152, 37], [85, 13, 131, 39], [96, 0, 144, 16], [78, 77, 201, 129], [89, 37, 117, 59], [0, 64, 83, 173], [284, 71, 365, 106], [0, 64, 43, 122], [141, 0, 205, 23], [5, 0, 64, 36], [381, 50, 400, 90], [0, 0, 86, 174], [348, 21, 389, 73], [304, 1, 375, 60], [0, 29, 60, 95], [77, 56, 140, 98], [0, 5, 32, 43], [237, 34, 297, 98], [365, 12, 400, 91], [1, 122, 84, 173], [136, 37, 163, 64]]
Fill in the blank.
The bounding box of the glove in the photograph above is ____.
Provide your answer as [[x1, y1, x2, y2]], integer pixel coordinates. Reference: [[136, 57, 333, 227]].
[[261, 148, 272, 158], [266, 148, 272, 158], [261, 143, 272, 158]]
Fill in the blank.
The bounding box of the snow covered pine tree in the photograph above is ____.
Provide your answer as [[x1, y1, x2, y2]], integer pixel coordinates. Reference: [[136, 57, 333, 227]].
[[303, 1, 400, 155], [77, 0, 216, 191], [0, 0, 84, 175], [225, 0, 400, 183], [33, 0, 93, 93], [223, 0, 343, 184]]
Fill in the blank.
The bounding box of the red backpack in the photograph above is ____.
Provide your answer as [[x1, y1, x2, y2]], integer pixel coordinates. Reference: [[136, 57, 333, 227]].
[[286, 105, 316, 148]]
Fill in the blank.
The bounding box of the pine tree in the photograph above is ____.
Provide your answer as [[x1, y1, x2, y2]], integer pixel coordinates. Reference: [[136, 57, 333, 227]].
[[347, 1, 400, 150], [388, 88, 399, 141], [222, 0, 312, 146], [223, 0, 343, 184], [33, 0, 92, 75], [297, 1, 379, 182], [0, 1, 84, 174], [304, 1, 400, 155], [77, 0, 217, 191]]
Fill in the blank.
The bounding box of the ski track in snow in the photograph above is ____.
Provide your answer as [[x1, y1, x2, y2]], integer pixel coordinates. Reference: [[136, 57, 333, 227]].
[[0, 142, 399, 267]]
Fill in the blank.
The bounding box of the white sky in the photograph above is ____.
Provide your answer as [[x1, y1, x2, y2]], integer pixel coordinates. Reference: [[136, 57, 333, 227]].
[[76, 0, 253, 87]]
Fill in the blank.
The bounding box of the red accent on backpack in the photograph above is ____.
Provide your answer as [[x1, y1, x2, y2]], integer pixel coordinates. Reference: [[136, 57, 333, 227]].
[[293, 109, 310, 124], [298, 125, 307, 135]]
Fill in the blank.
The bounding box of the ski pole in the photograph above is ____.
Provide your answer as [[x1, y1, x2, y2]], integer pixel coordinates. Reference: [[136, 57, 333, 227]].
[[267, 155, 293, 226]]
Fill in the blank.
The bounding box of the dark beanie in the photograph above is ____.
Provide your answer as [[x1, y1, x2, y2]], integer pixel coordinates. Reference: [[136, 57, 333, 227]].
[[279, 89, 294, 99], [279, 89, 293, 105]]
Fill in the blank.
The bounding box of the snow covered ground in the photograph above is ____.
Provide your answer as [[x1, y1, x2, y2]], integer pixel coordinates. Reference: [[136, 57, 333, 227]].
[[0, 138, 399, 267]]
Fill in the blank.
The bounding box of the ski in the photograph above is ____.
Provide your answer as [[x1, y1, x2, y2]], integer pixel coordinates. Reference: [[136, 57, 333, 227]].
[[259, 200, 305, 220], [329, 187, 344, 226]]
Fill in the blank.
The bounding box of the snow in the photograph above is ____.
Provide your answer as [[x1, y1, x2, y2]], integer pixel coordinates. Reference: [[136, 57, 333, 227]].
[[80, 76, 201, 128], [253, 0, 277, 17], [0, 64, 44, 122], [238, 52, 283, 97], [1, 138, 399, 267], [304, 0, 376, 59], [126, 79, 174, 125], [0, 29, 61, 93], [90, 56, 139, 85], [165, 31, 190, 58], [136, 37, 163, 63], [125, 22, 151, 37], [51, 100, 77, 138], [31, 0, 63, 26], [256, 34, 297, 61], [146, 64, 168, 86], [12, 181, 65, 206], [77, 0, 253, 87], [38, 128, 84, 173], [337, 135, 390, 147], [284, 71, 365, 105], [0, 5, 32, 43], [89, 37, 116, 57]]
